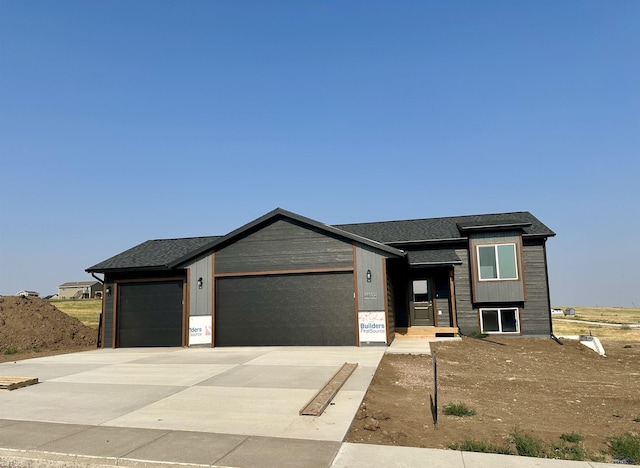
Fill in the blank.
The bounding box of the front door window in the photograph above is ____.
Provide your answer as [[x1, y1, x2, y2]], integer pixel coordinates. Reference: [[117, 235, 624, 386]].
[[410, 279, 434, 326], [413, 280, 429, 302]]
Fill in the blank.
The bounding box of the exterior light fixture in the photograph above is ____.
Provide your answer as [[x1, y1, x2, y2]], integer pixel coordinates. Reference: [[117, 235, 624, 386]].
[[197, 277, 203, 289], [366, 270, 372, 283], [105, 286, 112, 297]]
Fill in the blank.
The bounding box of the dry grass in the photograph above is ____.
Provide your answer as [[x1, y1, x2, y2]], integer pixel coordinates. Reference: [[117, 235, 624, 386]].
[[552, 321, 639, 342], [49, 299, 102, 329], [555, 306, 640, 324], [552, 306, 640, 342]]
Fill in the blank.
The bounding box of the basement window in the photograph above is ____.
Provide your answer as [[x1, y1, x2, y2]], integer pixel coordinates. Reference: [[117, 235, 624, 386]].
[[480, 307, 520, 334], [477, 244, 518, 280]]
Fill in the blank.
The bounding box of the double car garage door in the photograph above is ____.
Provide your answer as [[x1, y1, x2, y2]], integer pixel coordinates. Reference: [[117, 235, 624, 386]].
[[215, 272, 356, 346], [116, 272, 356, 347]]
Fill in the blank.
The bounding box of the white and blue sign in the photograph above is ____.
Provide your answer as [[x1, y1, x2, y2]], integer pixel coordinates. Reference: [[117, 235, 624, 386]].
[[189, 316, 212, 345], [358, 311, 387, 343]]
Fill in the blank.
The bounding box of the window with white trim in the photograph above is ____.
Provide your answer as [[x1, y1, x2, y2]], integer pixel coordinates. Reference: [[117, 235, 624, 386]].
[[480, 307, 520, 333], [477, 243, 518, 280]]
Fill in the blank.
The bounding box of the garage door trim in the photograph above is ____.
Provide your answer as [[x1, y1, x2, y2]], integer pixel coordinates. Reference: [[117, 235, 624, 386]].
[[213, 266, 354, 279]]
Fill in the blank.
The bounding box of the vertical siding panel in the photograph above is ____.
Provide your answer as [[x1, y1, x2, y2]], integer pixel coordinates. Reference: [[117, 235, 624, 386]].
[[453, 248, 477, 334], [522, 241, 552, 336], [469, 231, 525, 302], [186, 254, 212, 316], [355, 245, 386, 311]]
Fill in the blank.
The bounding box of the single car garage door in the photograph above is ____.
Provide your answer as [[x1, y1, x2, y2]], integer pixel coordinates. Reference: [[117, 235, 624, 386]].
[[117, 280, 183, 347], [215, 272, 356, 346]]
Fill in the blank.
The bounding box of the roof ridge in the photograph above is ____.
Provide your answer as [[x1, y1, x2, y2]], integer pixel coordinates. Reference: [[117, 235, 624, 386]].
[[335, 211, 531, 226], [147, 235, 222, 242]]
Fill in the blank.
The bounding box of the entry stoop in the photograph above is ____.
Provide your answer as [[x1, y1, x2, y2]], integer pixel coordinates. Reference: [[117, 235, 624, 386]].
[[394, 327, 458, 339]]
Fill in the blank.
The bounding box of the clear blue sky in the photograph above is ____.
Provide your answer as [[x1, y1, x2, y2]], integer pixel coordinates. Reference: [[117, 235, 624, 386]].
[[1, 1, 638, 306]]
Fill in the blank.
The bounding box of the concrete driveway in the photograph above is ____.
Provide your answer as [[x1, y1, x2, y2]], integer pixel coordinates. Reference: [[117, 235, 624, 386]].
[[0, 346, 384, 441], [0, 346, 384, 467]]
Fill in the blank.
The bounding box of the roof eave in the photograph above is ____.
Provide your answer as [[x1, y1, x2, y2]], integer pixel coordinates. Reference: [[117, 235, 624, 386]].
[[457, 222, 532, 233], [409, 261, 463, 266], [85, 265, 173, 274], [387, 238, 467, 247]]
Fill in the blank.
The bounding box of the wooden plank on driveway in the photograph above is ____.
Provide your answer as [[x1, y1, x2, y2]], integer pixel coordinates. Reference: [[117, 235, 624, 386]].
[[300, 363, 357, 416], [0, 376, 38, 391]]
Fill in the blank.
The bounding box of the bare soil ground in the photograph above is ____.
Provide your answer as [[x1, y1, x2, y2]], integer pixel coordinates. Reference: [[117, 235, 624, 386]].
[[0, 296, 98, 363], [348, 337, 640, 461]]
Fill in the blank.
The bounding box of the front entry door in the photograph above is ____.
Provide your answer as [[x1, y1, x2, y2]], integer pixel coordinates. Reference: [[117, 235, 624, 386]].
[[410, 279, 434, 326]]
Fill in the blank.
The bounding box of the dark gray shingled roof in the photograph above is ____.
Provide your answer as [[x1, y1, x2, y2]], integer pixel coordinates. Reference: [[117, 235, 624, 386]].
[[87, 210, 554, 272], [406, 249, 462, 266], [335, 211, 555, 245], [86, 236, 221, 272]]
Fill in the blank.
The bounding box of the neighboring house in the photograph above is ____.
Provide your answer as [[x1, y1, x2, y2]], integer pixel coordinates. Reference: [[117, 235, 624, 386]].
[[58, 281, 103, 299], [87, 208, 555, 348], [16, 290, 39, 297]]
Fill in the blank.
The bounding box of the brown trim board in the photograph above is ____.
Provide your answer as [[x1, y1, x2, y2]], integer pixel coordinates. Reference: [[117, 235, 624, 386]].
[[352, 244, 360, 347], [382, 258, 390, 345], [214, 266, 354, 278], [211, 252, 215, 348], [111, 284, 118, 348], [183, 269, 190, 347]]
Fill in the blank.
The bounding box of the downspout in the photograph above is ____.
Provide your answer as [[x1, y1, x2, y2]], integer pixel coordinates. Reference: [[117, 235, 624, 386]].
[[543, 239, 562, 345]]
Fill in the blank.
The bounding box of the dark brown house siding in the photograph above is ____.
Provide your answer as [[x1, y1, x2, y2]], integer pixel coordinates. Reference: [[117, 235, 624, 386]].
[[215, 219, 353, 274], [469, 231, 525, 303], [453, 248, 477, 335], [520, 239, 552, 336]]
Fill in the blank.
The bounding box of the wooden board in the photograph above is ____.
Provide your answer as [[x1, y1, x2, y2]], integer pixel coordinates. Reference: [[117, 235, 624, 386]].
[[0, 376, 38, 391], [300, 363, 357, 416]]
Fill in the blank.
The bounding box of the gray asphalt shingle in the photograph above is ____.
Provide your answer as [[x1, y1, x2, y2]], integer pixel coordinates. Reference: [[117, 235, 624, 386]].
[[335, 211, 554, 244], [87, 211, 554, 272], [87, 236, 220, 272]]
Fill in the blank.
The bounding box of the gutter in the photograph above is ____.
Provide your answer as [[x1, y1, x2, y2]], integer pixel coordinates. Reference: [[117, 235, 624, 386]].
[[90, 273, 104, 284]]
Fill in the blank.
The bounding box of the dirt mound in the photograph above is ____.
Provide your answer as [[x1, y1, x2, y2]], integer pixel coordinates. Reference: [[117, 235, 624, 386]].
[[0, 296, 97, 353]]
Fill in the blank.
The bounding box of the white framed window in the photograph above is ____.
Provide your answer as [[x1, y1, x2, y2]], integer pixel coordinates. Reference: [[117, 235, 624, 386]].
[[480, 307, 520, 333], [477, 243, 518, 281]]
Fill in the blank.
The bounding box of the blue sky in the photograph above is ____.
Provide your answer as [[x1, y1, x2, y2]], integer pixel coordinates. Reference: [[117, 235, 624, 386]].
[[1, 0, 638, 306]]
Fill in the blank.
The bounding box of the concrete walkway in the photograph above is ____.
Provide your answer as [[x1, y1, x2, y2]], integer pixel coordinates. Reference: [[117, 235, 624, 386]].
[[0, 347, 634, 467], [0, 423, 632, 467], [385, 336, 461, 354]]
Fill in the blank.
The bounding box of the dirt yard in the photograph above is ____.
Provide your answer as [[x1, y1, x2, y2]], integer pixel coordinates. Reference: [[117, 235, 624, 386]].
[[348, 337, 640, 461], [0, 296, 97, 362]]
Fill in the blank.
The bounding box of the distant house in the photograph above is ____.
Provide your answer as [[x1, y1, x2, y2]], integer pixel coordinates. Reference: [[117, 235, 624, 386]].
[[58, 281, 103, 299], [16, 290, 39, 297], [88, 208, 555, 349]]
